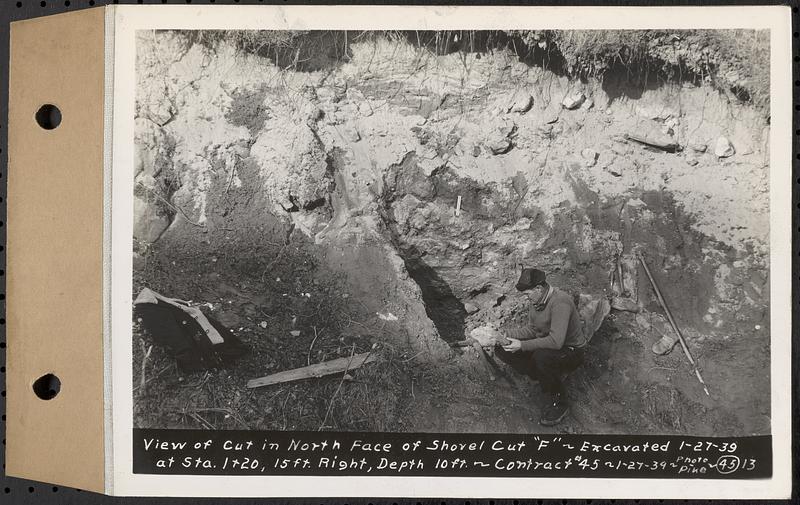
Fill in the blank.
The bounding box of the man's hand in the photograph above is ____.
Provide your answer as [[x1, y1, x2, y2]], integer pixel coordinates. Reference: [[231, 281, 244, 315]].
[[502, 338, 522, 353]]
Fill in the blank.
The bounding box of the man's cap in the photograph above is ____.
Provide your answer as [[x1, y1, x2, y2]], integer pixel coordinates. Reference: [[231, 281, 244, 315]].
[[516, 268, 547, 291]]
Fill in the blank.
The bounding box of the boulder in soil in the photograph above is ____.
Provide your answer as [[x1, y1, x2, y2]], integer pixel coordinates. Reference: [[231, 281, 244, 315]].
[[488, 138, 512, 155], [464, 302, 480, 314], [508, 93, 533, 114], [561, 91, 585, 110], [652, 333, 679, 355], [715, 136, 736, 158], [611, 296, 640, 313], [487, 125, 516, 155], [690, 143, 708, 153]]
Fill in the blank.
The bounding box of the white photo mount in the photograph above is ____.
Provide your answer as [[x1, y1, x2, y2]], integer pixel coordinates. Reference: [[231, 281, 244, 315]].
[[6, 5, 793, 498]]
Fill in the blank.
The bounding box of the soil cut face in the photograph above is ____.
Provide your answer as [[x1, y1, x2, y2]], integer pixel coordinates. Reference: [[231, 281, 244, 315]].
[[132, 31, 771, 436]]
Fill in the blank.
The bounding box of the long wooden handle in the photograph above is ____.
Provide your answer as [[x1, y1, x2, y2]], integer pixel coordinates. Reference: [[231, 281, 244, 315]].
[[637, 253, 694, 364], [638, 252, 710, 396]]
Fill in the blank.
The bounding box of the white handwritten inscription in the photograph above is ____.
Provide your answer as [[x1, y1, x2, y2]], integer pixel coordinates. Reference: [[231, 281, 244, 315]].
[[288, 439, 340, 451], [143, 438, 190, 451], [579, 441, 671, 453], [137, 435, 762, 477]]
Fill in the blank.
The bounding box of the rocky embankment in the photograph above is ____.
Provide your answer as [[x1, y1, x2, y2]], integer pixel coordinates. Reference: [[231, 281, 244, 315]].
[[133, 32, 771, 435]]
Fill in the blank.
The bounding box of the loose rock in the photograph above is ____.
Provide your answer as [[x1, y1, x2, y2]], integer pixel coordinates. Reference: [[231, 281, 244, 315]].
[[487, 125, 516, 155], [488, 138, 512, 155], [611, 297, 640, 313], [509, 94, 533, 114], [464, 302, 480, 314], [561, 91, 585, 110], [715, 136, 736, 158], [652, 334, 678, 355], [690, 143, 707, 153]]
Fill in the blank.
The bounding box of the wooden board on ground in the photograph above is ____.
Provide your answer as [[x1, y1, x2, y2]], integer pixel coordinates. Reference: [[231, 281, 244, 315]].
[[247, 352, 378, 389]]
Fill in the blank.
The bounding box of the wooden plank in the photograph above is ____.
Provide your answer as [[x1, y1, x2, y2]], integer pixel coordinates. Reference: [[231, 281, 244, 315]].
[[247, 352, 378, 389]]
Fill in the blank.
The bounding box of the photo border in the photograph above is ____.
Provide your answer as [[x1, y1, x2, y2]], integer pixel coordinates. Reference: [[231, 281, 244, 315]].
[[109, 4, 793, 498]]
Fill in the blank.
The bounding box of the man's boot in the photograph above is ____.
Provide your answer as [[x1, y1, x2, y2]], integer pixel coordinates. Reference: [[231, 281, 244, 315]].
[[540, 392, 569, 426]]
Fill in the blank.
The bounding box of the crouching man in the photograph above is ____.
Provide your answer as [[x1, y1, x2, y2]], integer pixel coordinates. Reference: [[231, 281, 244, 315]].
[[497, 268, 587, 426]]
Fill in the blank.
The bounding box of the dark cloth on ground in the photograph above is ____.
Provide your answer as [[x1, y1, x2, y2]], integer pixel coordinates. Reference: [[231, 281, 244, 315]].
[[135, 302, 248, 372], [507, 287, 586, 351]]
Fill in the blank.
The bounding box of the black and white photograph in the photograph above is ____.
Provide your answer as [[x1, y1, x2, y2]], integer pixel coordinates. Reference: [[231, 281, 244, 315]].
[[130, 26, 775, 438]]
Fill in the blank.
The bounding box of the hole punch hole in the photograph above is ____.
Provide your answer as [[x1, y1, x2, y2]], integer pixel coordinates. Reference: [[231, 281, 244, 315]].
[[35, 105, 62, 130], [32, 374, 61, 400]]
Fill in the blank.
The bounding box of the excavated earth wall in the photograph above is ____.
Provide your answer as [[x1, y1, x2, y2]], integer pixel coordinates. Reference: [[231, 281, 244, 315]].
[[133, 32, 771, 435]]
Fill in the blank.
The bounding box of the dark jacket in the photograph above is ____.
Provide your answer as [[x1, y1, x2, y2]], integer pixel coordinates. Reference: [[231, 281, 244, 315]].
[[507, 287, 585, 351], [135, 301, 248, 372]]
